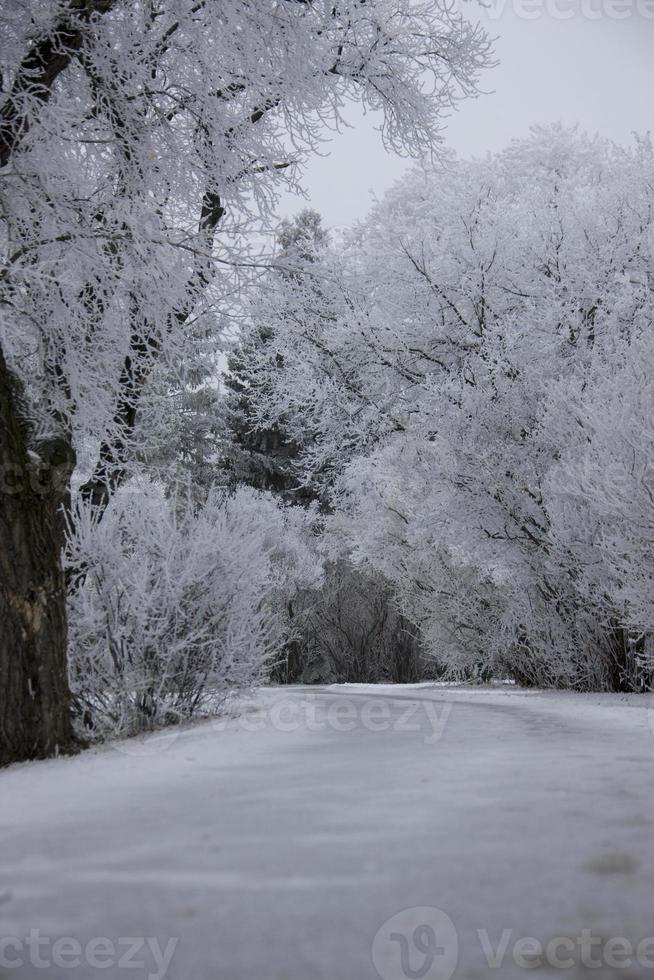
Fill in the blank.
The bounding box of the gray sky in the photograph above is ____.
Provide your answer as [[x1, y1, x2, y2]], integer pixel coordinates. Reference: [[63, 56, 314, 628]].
[[278, 7, 654, 227]]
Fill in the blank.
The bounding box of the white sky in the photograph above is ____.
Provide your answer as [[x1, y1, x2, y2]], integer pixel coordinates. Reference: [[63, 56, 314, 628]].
[[278, 7, 654, 227]]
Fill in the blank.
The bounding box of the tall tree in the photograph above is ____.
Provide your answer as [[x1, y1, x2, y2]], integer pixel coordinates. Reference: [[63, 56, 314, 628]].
[[0, 0, 118, 764]]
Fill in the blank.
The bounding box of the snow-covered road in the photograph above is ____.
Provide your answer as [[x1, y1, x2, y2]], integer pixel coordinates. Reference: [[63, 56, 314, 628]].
[[2, 685, 654, 980]]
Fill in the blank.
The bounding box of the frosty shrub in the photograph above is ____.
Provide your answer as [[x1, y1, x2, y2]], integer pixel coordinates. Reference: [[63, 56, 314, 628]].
[[65, 484, 321, 739]]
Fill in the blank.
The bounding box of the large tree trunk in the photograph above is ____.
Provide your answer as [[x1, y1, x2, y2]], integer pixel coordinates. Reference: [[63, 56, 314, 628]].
[[0, 0, 118, 766], [0, 349, 78, 766]]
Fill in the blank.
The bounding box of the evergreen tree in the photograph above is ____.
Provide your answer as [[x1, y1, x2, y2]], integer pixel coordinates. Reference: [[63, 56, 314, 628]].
[[135, 320, 225, 505], [220, 209, 329, 505]]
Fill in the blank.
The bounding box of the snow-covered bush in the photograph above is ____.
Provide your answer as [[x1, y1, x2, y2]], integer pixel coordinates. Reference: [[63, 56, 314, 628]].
[[65, 483, 321, 738]]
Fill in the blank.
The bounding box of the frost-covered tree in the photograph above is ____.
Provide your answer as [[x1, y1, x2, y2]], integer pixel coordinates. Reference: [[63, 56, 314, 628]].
[[0, 0, 491, 763], [544, 333, 654, 689]]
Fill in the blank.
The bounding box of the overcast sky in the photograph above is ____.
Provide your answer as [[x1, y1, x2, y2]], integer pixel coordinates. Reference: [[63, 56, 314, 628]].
[[278, 7, 654, 227]]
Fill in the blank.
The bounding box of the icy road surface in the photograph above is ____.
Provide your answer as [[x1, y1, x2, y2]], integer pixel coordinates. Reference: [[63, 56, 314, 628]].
[[2, 685, 654, 980]]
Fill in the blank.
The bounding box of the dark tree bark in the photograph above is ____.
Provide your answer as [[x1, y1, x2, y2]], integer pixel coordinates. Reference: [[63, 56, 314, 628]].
[[0, 0, 117, 169], [0, 349, 78, 765], [0, 1, 118, 766]]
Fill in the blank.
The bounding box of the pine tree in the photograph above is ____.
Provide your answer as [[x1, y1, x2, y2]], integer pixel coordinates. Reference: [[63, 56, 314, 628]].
[[135, 320, 225, 505], [220, 210, 329, 505]]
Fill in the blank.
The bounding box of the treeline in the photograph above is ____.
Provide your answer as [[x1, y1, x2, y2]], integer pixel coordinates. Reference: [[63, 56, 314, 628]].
[[214, 126, 654, 693], [3, 4, 652, 760], [70, 126, 654, 740], [68, 127, 654, 741]]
